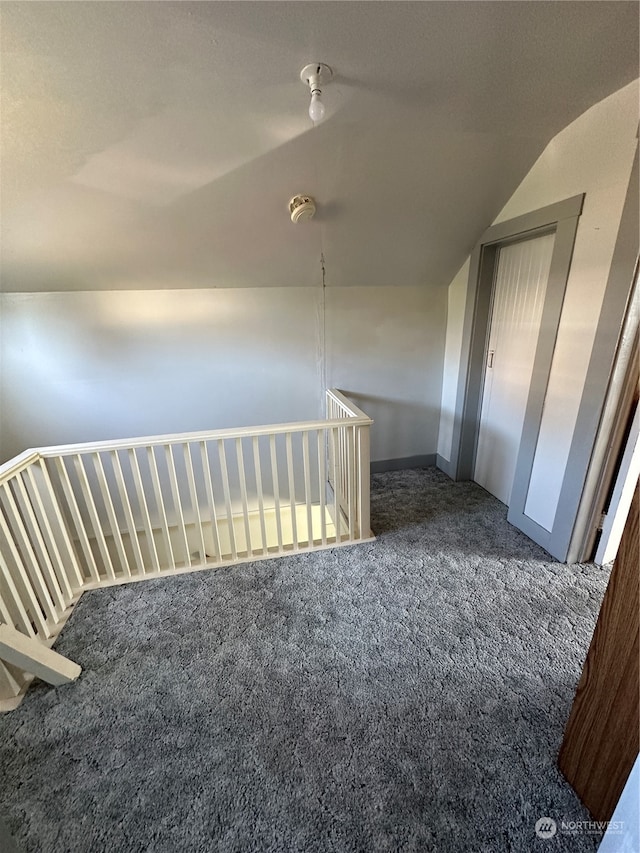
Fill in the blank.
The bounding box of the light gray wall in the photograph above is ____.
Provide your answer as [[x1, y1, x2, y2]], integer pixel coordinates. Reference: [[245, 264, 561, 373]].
[[0, 285, 446, 466], [326, 286, 446, 463], [0, 289, 321, 462]]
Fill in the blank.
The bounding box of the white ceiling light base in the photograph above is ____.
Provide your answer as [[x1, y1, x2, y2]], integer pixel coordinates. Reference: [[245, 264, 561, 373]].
[[300, 63, 333, 87], [300, 63, 333, 122], [289, 195, 316, 223]]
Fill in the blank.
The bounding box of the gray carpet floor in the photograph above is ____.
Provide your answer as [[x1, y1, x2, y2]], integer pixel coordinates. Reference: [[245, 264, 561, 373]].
[[0, 468, 610, 853]]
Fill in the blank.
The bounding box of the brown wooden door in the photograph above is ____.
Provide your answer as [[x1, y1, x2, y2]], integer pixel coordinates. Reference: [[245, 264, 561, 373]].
[[558, 479, 639, 820]]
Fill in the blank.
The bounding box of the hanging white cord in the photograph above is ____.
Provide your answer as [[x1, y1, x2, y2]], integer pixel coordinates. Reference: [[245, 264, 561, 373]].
[[312, 133, 328, 417]]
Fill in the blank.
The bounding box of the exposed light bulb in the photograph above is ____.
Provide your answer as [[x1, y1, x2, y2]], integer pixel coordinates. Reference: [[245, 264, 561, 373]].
[[301, 64, 332, 123], [309, 90, 325, 122]]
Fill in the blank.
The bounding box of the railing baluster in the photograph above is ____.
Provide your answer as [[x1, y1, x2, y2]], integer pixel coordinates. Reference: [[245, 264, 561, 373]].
[[317, 429, 327, 546], [69, 457, 111, 580], [128, 449, 161, 574], [35, 460, 84, 592], [286, 432, 298, 550], [0, 497, 50, 637], [184, 443, 206, 564], [52, 457, 100, 584], [165, 444, 191, 567], [0, 565, 17, 628], [146, 446, 175, 571], [302, 431, 313, 547], [200, 442, 221, 561], [12, 473, 66, 613], [0, 548, 37, 637], [331, 427, 342, 542], [347, 426, 355, 540], [92, 453, 130, 578], [252, 437, 268, 554], [356, 425, 371, 539], [269, 435, 283, 551], [327, 417, 336, 491], [235, 438, 252, 556], [1, 481, 61, 621], [73, 454, 117, 582], [111, 451, 146, 577], [218, 440, 237, 561], [337, 427, 341, 490], [23, 464, 75, 603], [342, 427, 347, 504]]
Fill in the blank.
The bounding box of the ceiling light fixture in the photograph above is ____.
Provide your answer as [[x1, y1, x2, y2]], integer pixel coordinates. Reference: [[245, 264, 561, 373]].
[[300, 63, 332, 123], [289, 195, 316, 223]]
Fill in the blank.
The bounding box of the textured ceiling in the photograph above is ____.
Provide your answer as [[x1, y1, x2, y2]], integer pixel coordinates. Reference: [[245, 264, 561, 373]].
[[1, 1, 638, 292]]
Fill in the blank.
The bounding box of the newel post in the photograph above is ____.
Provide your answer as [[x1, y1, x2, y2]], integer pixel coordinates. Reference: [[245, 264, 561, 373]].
[[356, 425, 371, 539]]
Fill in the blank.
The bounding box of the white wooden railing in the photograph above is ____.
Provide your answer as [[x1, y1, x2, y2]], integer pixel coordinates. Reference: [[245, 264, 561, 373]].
[[0, 390, 372, 707]]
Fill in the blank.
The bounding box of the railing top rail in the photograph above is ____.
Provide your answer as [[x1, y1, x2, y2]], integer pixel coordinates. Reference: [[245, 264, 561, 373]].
[[0, 450, 41, 483], [34, 415, 372, 459], [326, 389, 372, 422]]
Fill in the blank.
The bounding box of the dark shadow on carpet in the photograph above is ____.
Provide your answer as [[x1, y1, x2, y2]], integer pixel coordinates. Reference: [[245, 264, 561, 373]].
[[0, 468, 609, 852]]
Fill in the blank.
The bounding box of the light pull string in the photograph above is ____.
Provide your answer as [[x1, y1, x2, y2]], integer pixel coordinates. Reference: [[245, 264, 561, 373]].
[[315, 131, 328, 416]]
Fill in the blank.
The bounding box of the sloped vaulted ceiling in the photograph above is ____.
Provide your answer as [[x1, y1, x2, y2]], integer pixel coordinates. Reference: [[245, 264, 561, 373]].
[[1, 1, 638, 292]]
